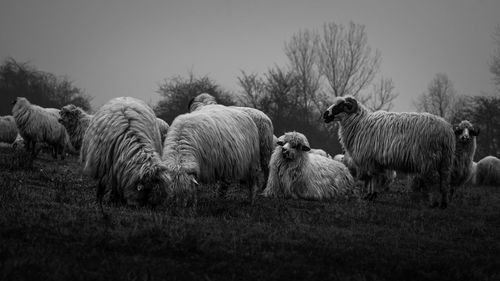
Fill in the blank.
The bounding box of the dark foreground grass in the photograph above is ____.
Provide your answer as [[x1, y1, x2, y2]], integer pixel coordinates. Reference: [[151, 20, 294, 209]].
[[1, 146, 500, 281]]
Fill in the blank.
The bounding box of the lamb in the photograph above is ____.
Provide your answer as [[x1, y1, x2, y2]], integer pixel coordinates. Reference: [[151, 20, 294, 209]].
[[162, 104, 261, 205], [475, 156, 500, 186], [263, 131, 356, 200], [11, 97, 76, 159], [80, 97, 170, 207], [156, 118, 169, 144], [323, 95, 455, 208], [188, 93, 274, 190], [59, 104, 93, 151], [0, 115, 18, 144]]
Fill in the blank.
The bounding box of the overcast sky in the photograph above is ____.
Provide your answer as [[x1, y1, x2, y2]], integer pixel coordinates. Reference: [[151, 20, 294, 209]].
[[1, 0, 499, 112]]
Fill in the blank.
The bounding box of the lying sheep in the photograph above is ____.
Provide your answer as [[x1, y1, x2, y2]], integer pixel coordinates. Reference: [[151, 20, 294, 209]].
[[81, 97, 170, 207], [59, 104, 93, 151], [323, 95, 455, 208], [12, 97, 76, 159], [263, 131, 355, 200], [162, 104, 261, 205], [156, 118, 169, 144], [188, 93, 274, 190], [475, 156, 500, 186], [0, 115, 18, 144]]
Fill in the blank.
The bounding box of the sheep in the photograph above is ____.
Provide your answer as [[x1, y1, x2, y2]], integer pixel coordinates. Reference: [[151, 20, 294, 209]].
[[162, 104, 261, 205], [323, 95, 455, 208], [276, 134, 331, 158], [410, 120, 479, 197], [475, 156, 500, 186], [0, 115, 18, 144], [11, 97, 76, 159], [334, 153, 396, 192], [156, 117, 169, 144], [59, 104, 93, 151], [188, 93, 274, 190], [263, 131, 356, 200], [81, 97, 171, 207], [450, 120, 478, 191]]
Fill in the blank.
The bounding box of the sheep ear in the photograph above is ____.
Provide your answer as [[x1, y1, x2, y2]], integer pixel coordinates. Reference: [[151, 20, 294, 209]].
[[470, 127, 480, 136], [302, 145, 311, 152], [187, 97, 195, 111], [344, 97, 358, 113]]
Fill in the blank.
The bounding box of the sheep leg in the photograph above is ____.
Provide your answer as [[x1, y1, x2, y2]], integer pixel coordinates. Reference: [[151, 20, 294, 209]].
[[439, 176, 449, 209], [247, 180, 259, 205], [218, 180, 230, 198]]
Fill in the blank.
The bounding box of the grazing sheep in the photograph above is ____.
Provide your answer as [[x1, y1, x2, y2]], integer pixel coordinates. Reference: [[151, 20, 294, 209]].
[[188, 93, 274, 190], [323, 95, 455, 208], [59, 104, 93, 151], [11, 97, 76, 159], [475, 156, 500, 186], [156, 118, 169, 144], [81, 97, 170, 207], [162, 104, 261, 204], [263, 131, 355, 200], [0, 115, 18, 144]]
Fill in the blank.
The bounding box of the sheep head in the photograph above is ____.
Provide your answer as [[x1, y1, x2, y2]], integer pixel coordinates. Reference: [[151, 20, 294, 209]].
[[124, 164, 170, 207], [453, 120, 479, 143], [323, 95, 358, 123], [187, 93, 218, 112], [276, 131, 311, 160], [59, 104, 80, 128]]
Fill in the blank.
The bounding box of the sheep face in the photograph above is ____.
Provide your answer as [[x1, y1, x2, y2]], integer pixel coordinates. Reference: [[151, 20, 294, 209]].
[[124, 169, 169, 207], [453, 120, 479, 144], [58, 105, 80, 129], [323, 96, 359, 123], [276, 132, 311, 160]]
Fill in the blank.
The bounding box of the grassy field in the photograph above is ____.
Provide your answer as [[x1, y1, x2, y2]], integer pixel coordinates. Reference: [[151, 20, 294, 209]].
[[1, 146, 499, 281]]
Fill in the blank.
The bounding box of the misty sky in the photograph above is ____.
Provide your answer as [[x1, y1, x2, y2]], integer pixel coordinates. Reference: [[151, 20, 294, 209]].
[[1, 0, 499, 112]]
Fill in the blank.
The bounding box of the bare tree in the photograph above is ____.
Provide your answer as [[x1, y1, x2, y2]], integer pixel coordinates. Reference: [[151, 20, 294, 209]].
[[284, 29, 322, 120], [237, 70, 264, 108], [490, 25, 500, 89], [316, 21, 381, 100], [366, 77, 399, 111], [413, 73, 456, 120]]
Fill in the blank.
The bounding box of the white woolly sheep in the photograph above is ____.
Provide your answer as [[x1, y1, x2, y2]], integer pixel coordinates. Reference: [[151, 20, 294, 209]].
[[80, 97, 170, 207], [475, 156, 500, 186], [263, 131, 356, 200], [323, 95, 456, 208], [156, 117, 169, 144], [188, 93, 274, 190], [59, 104, 93, 151], [12, 97, 76, 159], [162, 104, 261, 204], [0, 115, 18, 144], [411, 120, 479, 196]]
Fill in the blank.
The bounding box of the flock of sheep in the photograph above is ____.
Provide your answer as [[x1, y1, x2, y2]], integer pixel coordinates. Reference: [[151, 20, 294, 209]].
[[1, 94, 499, 210]]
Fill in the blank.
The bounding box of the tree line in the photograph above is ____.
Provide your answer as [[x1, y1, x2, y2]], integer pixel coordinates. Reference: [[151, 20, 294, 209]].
[[1, 22, 499, 159]]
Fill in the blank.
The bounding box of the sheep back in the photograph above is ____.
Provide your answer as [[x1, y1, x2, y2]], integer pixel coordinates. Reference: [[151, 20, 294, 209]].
[[476, 156, 500, 186], [81, 97, 168, 206], [0, 115, 18, 144], [162, 104, 260, 191]]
